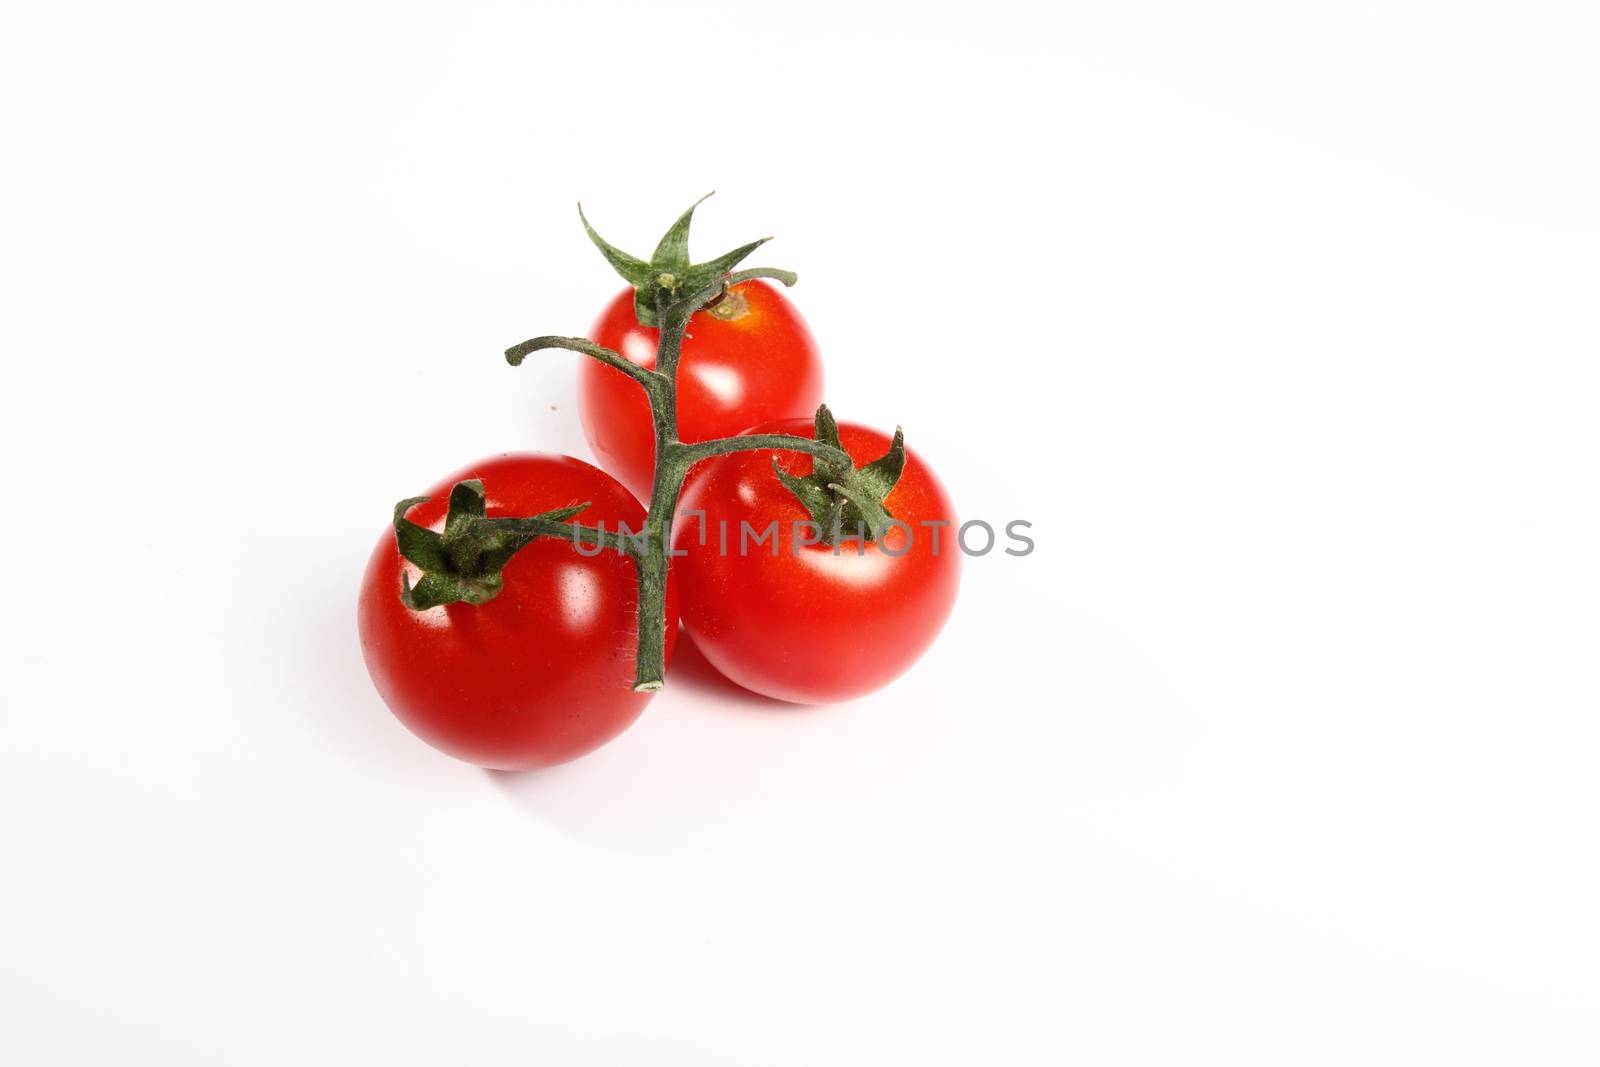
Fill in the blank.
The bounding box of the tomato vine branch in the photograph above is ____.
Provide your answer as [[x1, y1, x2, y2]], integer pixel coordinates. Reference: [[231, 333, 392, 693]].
[[480, 515, 641, 560], [678, 433, 847, 467], [724, 267, 798, 288], [504, 335, 668, 396], [390, 197, 848, 691], [498, 203, 845, 691]]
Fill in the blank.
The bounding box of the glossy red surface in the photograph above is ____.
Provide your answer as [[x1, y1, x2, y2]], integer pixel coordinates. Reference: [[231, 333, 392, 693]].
[[673, 421, 960, 704], [358, 453, 677, 769]]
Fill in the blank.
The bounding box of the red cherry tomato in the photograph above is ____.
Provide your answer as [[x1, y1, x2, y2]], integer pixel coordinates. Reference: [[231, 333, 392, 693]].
[[357, 452, 676, 769], [579, 279, 825, 500], [673, 420, 960, 704]]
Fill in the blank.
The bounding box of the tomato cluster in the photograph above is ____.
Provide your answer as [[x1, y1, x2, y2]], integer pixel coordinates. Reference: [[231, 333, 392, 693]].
[[358, 199, 960, 768]]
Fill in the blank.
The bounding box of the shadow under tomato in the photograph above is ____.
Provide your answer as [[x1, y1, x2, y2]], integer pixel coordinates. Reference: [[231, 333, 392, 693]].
[[480, 625, 858, 858], [659, 624, 805, 713]]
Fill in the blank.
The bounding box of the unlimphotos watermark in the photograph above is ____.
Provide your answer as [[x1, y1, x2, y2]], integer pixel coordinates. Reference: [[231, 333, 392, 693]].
[[566, 512, 1035, 558]]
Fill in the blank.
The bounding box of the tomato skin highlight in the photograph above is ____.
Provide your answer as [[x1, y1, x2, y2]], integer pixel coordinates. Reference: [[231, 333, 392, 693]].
[[357, 453, 676, 769], [673, 421, 960, 704], [579, 279, 825, 500]]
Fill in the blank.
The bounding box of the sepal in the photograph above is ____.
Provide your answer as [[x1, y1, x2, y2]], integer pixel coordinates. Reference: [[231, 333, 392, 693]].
[[771, 405, 907, 544], [578, 195, 785, 328], [391, 484, 591, 611]]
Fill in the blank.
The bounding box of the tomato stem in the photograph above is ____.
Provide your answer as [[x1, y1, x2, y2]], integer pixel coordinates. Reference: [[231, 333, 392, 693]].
[[503, 301, 843, 690], [619, 292, 850, 690], [495, 199, 849, 691]]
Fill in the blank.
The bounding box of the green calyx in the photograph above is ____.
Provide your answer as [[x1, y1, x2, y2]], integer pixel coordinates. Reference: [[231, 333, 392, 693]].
[[579, 193, 794, 327], [772, 404, 906, 545], [393, 480, 587, 609]]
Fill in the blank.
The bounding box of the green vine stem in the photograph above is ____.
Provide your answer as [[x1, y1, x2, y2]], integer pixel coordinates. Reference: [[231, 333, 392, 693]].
[[508, 199, 860, 689], [393, 197, 854, 693], [505, 289, 846, 691]]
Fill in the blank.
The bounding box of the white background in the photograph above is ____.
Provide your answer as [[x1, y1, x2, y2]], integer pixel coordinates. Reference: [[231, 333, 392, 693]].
[[3, 1, 1597, 1063]]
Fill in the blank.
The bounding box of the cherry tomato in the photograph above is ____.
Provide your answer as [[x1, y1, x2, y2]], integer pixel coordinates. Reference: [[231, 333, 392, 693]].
[[579, 279, 825, 500], [673, 419, 960, 704], [357, 452, 677, 769]]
